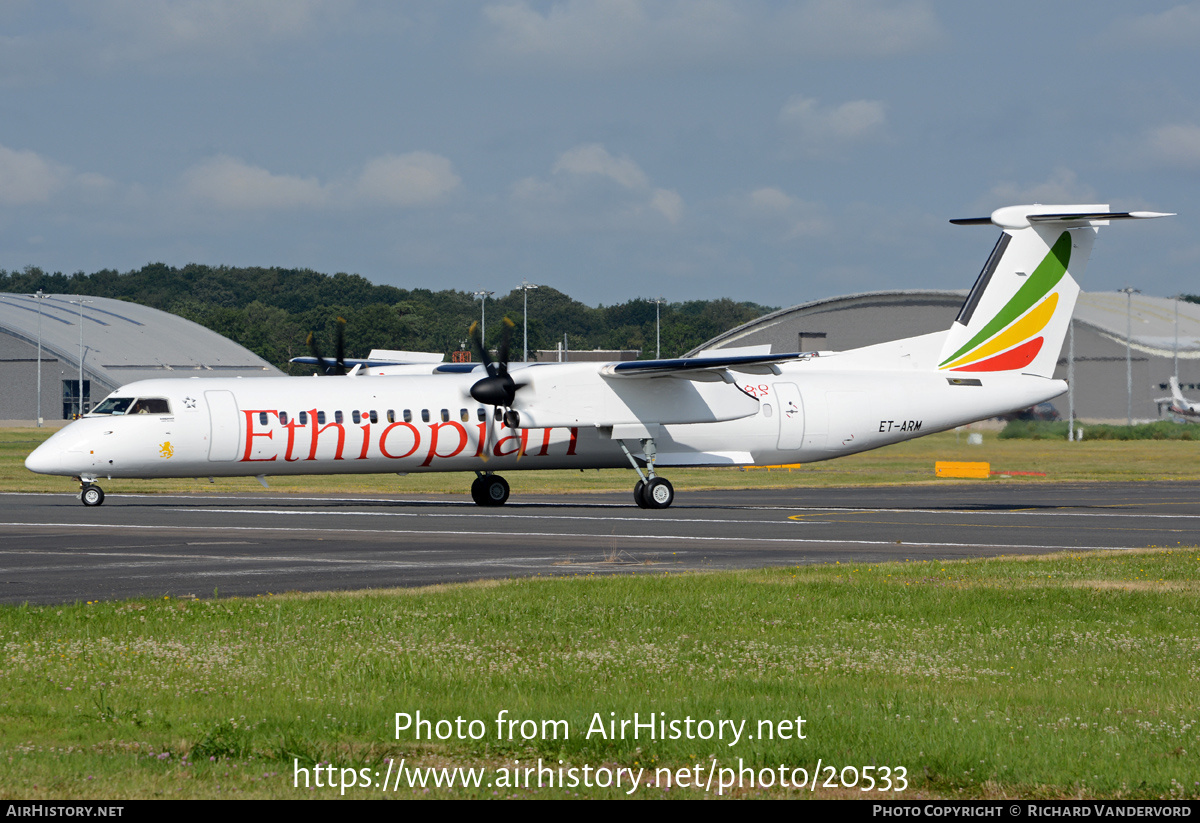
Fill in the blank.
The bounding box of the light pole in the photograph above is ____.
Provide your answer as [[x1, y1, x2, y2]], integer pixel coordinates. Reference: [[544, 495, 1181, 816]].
[[1067, 317, 1075, 442], [473, 290, 494, 350], [1173, 294, 1182, 381], [520, 279, 538, 362], [31, 290, 50, 426], [649, 296, 666, 359], [1120, 286, 1140, 427], [69, 298, 94, 417]]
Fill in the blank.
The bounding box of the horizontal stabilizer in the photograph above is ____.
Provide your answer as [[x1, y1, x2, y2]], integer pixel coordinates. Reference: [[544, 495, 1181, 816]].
[[952, 205, 1174, 230]]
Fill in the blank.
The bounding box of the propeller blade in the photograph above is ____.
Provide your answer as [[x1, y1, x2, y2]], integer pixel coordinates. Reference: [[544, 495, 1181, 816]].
[[496, 317, 515, 374], [333, 317, 347, 375], [306, 331, 333, 375], [469, 321, 497, 377], [479, 412, 496, 462]]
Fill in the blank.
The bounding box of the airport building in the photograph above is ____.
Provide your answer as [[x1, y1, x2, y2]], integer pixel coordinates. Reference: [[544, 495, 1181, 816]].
[[0, 293, 281, 423], [695, 290, 1200, 423]]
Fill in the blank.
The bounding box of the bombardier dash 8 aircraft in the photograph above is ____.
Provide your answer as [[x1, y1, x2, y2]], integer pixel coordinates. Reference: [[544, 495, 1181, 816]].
[[25, 204, 1171, 508]]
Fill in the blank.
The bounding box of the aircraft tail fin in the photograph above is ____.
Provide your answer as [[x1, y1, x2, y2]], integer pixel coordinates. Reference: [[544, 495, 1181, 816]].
[[938, 205, 1173, 378], [1170, 375, 1187, 406]]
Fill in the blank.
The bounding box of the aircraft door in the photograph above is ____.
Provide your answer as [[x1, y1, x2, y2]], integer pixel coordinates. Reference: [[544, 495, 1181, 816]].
[[205, 390, 241, 462], [773, 382, 805, 450]]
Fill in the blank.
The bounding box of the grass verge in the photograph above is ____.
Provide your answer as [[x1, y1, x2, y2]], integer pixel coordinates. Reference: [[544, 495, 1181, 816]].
[[1, 549, 1197, 799]]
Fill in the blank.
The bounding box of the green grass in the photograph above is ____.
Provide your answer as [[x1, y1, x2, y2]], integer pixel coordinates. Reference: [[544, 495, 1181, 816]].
[[1, 550, 1198, 799], [9, 426, 1200, 498], [1000, 420, 1199, 441]]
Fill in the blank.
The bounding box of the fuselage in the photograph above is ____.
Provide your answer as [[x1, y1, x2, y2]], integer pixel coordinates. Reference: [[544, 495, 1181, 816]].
[[25, 357, 1066, 483]]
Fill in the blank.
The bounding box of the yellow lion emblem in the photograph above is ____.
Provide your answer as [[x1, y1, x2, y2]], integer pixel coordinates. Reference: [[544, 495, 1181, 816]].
[[159, 441, 174, 459]]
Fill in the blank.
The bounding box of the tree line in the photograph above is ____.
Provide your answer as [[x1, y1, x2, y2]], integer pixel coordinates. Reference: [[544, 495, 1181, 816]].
[[1, 264, 776, 372]]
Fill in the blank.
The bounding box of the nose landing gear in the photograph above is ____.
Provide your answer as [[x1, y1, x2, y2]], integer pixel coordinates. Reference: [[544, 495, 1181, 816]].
[[80, 482, 105, 507]]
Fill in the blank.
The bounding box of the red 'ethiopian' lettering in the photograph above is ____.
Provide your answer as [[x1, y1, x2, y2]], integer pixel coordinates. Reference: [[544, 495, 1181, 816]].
[[493, 429, 528, 457], [307, 410, 345, 460], [422, 421, 469, 466], [378, 422, 421, 460], [241, 410, 278, 462]]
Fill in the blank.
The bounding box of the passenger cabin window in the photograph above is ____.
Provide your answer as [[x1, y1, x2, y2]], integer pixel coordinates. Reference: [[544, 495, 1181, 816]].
[[476, 408, 486, 422], [335, 410, 344, 424], [91, 397, 134, 415], [421, 409, 430, 423], [403, 409, 412, 423], [386, 410, 395, 424], [352, 410, 361, 424], [299, 411, 308, 425], [440, 409, 450, 423], [369, 410, 378, 424], [259, 412, 269, 426], [317, 411, 326, 425], [460, 409, 469, 423], [280, 411, 289, 425]]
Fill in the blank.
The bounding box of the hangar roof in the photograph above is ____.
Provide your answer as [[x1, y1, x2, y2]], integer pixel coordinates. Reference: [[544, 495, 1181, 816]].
[[694, 290, 1200, 357], [0, 292, 281, 388]]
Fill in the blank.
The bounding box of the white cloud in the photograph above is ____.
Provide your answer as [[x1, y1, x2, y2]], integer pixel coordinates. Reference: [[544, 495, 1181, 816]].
[[89, 0, 348, 64], [748, 187, 793, 212], [0, 0, 368, 83], [982, 169, 1098, 208], [553, 143, 649, 189], [0, 144, 70, 205], [779, 95, 887, 155], [182, 155, 326, 210], [513, 143, 683, 226], [741, 187, 829, 239], [481, 0, 943, 69], [1095, 4, 1200, 50], [1142, 124, 1200, 170], [354, 152, 461, 206], [182, 152, 462, 211], [650, 188, 684, 224]]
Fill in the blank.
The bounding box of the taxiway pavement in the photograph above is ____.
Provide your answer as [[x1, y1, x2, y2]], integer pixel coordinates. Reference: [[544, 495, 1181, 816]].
[[1, 482, 1197, 604]]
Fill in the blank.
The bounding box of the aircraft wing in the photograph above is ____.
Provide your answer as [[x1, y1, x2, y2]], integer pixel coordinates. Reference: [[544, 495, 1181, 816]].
[[601, 352, 817, 382]]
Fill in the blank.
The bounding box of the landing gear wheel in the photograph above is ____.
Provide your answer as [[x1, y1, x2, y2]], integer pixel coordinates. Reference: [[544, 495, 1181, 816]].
[[81, 485, 105, 507], [633, 479, 650, 509], [643, 477, 674, 509], [471, 475, 510, 506]]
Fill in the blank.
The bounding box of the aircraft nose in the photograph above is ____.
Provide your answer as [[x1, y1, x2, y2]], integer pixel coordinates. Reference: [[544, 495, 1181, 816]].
[[24, 442, 61, 475]]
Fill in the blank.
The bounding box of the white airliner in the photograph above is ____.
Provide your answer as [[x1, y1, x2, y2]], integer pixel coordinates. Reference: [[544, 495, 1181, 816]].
[[1162, 376, 1200, 423], [25, 203, 1171, 508]]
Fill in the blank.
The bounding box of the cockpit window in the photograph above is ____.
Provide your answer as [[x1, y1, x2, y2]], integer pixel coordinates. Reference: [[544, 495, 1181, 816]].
[[129, 398, 171, 415], [91, 397, 135, 415]]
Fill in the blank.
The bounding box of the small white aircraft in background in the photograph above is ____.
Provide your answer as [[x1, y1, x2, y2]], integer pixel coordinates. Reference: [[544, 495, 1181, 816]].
[[1160, 376, 1200, 423], [26, 203, 1171, 508]]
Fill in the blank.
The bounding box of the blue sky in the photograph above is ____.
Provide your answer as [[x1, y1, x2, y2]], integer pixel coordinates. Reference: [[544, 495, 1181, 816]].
[[0, 1, 1195, 307]]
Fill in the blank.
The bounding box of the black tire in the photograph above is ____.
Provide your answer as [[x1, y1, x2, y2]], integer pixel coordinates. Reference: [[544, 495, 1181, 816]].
[[643, 477, 674, 509], [470, 476, 487, 506], [81, 485, 105, 507], [482, 475, 510, 506], [634, 479, 650, 509]]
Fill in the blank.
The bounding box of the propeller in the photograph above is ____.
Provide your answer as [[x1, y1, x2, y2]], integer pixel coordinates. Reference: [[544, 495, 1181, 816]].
[[306, 317, 348, 375], [469, 317, 526, 459]]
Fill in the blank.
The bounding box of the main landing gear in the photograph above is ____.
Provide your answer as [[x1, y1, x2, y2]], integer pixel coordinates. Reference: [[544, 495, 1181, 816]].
[[471, 472, 510, 506], [79, 480, 105, 507], [621, 438, 674, 509]]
